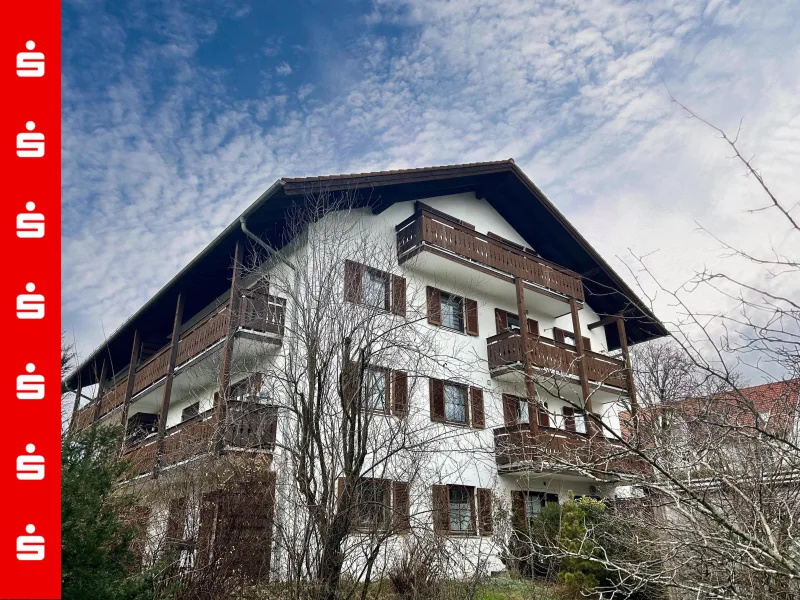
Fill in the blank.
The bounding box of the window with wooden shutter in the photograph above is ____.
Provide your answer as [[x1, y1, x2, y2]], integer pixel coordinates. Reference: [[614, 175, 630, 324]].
[[537, 401, 550, 427], [393, 481, 410, 533], [477, 488, 493, 535], [511, 490, 528, 532], [527, 318, 539, 336], [165, 496, 187, 553], [429, 378, 445, 422], [392, 371, 408, 417], [426, 286, 441, 325], [470, 387, 485, 429], [355, 478, 391, 531], [502, 394, 518, 427], [582, 336, 592, 351], [495, 308, 508, 333], [344, 260, 363, 303], [563, 406, 575, 432], [432, 484, 450, 534], [391, 274, 406, 317], [464, 298, 479, 336], [553, 327, 566, 344]]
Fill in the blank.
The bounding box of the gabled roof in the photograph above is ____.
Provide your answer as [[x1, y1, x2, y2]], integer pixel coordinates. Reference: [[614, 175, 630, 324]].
[[66, 160, 667, 388]]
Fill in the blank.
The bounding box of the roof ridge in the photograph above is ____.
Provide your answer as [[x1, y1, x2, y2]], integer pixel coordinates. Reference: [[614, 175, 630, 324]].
[[281, 159, 515, 183]]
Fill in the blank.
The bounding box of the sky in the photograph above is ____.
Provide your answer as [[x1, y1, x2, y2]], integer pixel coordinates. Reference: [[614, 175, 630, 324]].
[[62, 0, 800, 377]]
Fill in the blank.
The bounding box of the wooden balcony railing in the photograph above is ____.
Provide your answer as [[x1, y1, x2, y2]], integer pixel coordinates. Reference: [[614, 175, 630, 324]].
[[396, 209, 584, 300], [486, 331, 629, 391], [123, 402, 278, 477], [493, 425, 645, 475], [77, 292, 286, 425]]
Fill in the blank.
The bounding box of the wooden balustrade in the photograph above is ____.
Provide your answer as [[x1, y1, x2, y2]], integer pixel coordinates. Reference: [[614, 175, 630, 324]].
[[493, 425, 644, 475], [487, 331, 629, 391], [121, 403, 278, 477], [397, 210, 584, 300], [76, 292, 286, 426]]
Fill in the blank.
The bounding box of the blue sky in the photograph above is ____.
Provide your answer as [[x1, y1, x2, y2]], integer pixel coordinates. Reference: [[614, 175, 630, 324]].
[[62, 0, 800, 366]]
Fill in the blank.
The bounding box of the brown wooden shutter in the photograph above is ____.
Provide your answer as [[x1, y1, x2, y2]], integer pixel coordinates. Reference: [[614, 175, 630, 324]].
[[494, 308, 508, 333], [341, 361, 361, 409], [337, 477, 346, 510], [477, 488, 493, 535], [344, 260, 363, 303], [464, 298, 479, 336], [393, 481, 411, 533], [582, 336, 592, 351], [537, 401, 550, 428], [503, 394, 518, 427], [426, 286, 441, 325], [391, 274, 406, 317], [470, 387, 485, 429], [527, 318, 539, 336], [563, 406, 576, 432], [392, 370, 408, 417], [166, 496, 187, 549], [429, 378, 445, 422], [553, 328, 566, 343], [511, 491, 528, 532], [432, 484, 450, 534], [196, 492, 218, 567]]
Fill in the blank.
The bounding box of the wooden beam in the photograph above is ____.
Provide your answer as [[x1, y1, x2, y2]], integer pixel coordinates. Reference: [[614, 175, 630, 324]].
[[154, 294, 185, 478], [92, 359, 108, 424], [588, 315, 619, 330], [67, 374, 82, 436], [118, 329, 141, 454], [616, 316, 638, 416], [515, 277, 539, 435], [215, 240, 242, 454], [569, 297, 595, 433], [581, 267, 601, 278]]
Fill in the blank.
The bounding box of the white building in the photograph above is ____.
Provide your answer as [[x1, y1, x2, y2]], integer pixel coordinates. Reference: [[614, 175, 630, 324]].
[[67, 160, 665, 583]]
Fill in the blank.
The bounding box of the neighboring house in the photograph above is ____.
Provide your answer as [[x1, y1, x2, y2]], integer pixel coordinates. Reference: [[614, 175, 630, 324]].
[[65, 160, 665, 581], [621, 379, 800, 477]]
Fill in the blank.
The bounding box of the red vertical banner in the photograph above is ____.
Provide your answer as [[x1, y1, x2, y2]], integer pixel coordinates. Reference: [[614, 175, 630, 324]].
[[0, 1, 61, 598]]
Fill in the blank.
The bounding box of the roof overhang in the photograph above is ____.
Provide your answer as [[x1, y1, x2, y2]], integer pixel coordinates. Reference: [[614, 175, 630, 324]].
[[66, 160, 667, 389]]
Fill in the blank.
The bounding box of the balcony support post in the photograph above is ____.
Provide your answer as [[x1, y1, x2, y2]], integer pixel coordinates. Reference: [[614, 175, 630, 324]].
[[92, 359, 108, 424], [569, 297, 596, 433], [67, 374, 82, 436], [154, 293, 185, 478], [118, 328, 141, 454], [514, 276, 539, 435], [215, 240, 242, 454], [616, 316, 638, 416]]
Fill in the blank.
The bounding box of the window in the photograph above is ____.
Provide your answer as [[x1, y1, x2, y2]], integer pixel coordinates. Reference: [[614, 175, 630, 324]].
[[553, 327, 591, 351], [517, 399, 529, 424], [525, 493, 544, 530], [357, 479, 390, 530], [563, 406, 587, 434], [363, 268, 389, 310], [444, 383, 467, 423], [181, 402, 200, 422], [506, 313, 521, 331], [441, 294, 464, 332], [364, 368, 387, 412], [449, 486, 473, 533], [575, 410, 587, 434]]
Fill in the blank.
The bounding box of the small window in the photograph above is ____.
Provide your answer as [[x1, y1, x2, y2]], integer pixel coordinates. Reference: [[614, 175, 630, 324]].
[[181, 402, 199, 422], [363, 268, 389, 310], [449, 486, 473, 533], [357, 479, 390, 529], [525, 493, 544, 529], [517, 399, 529, 424], [441, 294, 464, 332], [444, 383, 467, 423], [506, 313, 521, 331], [364, 368, 387, 412]]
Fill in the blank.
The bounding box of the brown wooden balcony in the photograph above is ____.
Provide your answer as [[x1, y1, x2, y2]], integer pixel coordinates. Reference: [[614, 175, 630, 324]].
[[487, 331, 629, 391], [396, 208, 584, 300], [77, 291, 286, 425], [123, 402, 278, 477], [493, 424, 645, 476]]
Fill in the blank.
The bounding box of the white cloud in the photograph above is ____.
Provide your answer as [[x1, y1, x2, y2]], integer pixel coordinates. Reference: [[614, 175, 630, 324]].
[[275, 62, 292, 75], [63, 0, 800, 381]]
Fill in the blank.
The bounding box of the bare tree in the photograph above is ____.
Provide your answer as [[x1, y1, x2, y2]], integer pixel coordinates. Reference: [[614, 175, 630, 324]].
[[510, 100, 800, 599]]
